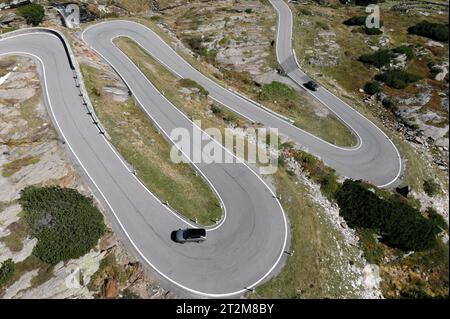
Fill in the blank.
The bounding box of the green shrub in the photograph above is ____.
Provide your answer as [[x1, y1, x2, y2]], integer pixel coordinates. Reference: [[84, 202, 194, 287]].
[[319, 173, 340, 199], [382, 97, 397, 111], [19, 186, 105, 265], [423, 178, 440, 197], [375, 69, 422, 89], [17, 4, 45, 26], [291, 149, 339, 200], [336, 180, 439, 251], [408, 21, 449, 42], [363, 27, 383, 35], [364, 81, 383, 95], [0, 259, 15, 287], [186, 37, 217, 63], [359, 49, 392, 68], [343, 15, 367, 26], [210, 104, 222, 115], [392, 45, 415, 60], [245, 8, 253, 14]]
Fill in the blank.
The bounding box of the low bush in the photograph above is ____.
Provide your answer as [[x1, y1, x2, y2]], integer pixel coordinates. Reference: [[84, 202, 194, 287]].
[[291, 149, 340, 199], [0, 259, 15, 287], [343, 16, 367, 26], [364, 81, 383, 95], [382, 97, 398, 111], [186, 37, 217, 63], [17, 4, 45, 26], [392, 45, 415, 60], [336, 180, 439, 251], [423, 178, 440, 197], [375, 69, 422, 89], [19, 186, 105, 265], [359, 49, 392, 68], [408, 21, 449, 42]]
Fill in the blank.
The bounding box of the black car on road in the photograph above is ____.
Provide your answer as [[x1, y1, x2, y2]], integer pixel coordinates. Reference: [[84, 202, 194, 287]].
[[304, 80, 319, 91], [174, 228, 207, 243]]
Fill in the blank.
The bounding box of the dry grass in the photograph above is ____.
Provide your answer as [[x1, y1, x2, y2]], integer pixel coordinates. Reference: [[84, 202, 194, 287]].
[[1, 156, 40, 177]]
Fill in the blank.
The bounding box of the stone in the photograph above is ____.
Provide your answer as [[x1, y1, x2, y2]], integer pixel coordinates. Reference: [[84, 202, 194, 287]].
[[105, 278, 119, 298], [0, 12, 16, 24], [99, 231, 116, 252], [128, 262, 144, 284]]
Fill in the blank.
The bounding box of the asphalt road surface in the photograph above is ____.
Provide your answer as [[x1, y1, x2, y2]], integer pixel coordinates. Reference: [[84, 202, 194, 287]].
[[0, 0, 401, 297]]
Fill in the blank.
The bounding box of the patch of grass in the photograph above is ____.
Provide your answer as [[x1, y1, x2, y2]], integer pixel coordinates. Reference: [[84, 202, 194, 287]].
[[2, 156, 40, 178], [17, 89, 43, 128], [116, 0, 152, 13], [258, 82, 357, 147], [210, 103, 239, 124], [178, 78, 209, 96], [0, 255, 53, 293], [0, 27, 16, 35], [258, 81, 296, 102], [1, 219, 30, 252], [393, 136, 440, 192], [81, 61, 222, 226], [89, 253, 130, 292], [380, 240, 448, 298], [358, 228, 386, 264]]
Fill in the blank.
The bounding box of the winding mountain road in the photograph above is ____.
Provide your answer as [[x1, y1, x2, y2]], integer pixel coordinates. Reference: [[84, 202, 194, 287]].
[[0, 0, 402, 297]]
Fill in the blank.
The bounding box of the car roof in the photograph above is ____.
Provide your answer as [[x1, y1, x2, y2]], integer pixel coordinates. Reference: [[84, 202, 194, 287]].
[[185, 228, 206, 237]]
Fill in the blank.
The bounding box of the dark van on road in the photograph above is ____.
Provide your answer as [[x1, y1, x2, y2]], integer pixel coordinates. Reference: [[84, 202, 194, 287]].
[[174, 228, 207, 243]]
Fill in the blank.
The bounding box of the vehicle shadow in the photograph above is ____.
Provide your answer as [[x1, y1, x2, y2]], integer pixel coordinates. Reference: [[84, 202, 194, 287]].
[[170, 230, 179, 243]]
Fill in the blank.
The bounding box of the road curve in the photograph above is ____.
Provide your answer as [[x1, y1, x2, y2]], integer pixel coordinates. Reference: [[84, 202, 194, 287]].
[[0, 31, 288, 297], [270, 0, 402, 187], [0, 0, 401, 297], [82, 15, 401, 188]]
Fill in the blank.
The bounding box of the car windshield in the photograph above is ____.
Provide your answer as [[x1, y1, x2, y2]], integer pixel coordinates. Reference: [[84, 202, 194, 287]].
[[184, 228, 206, 239]]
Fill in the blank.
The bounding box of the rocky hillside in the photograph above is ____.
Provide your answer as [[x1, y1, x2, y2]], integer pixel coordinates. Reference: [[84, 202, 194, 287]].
[[0, 56, 174, 299]]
